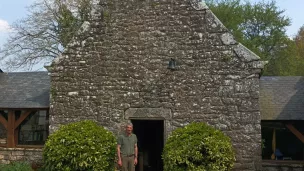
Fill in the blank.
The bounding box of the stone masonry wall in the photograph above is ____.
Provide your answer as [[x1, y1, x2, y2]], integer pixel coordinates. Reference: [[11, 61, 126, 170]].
[[49, 0, 266, 170], [262, 162, 304, 171], [0, 147, 42, 165]]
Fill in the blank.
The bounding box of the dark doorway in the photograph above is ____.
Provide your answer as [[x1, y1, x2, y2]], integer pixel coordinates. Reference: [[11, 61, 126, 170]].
[[132, 120, 164, 171]]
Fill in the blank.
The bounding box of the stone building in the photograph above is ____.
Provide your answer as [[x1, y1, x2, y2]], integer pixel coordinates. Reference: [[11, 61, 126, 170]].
[[0, 71, 49, 165], [48, 0, 265, 170], [260, 76, 304, 171]]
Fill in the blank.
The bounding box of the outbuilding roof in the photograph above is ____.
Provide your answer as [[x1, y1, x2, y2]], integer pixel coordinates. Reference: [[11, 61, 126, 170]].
[[260, 76, 304, 120], [0, 72, 50, 109]]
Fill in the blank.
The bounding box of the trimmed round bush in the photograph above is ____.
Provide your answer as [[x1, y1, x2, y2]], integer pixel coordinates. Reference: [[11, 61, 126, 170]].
[[43, 120, 116, 171], [162, 122, 235, 171]]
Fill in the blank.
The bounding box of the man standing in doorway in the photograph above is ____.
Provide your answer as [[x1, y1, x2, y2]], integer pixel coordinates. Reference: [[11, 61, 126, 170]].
[[117, 123, 138, 171]]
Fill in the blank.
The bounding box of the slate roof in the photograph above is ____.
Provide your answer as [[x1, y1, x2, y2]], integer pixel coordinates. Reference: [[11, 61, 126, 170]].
[[0, 72, 50, 109], [260, 76, 304, 120]]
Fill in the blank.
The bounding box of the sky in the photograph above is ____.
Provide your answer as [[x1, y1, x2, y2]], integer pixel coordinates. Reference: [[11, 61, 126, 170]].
[[0, 0, 304, 71], [0, 1, 32, 46]]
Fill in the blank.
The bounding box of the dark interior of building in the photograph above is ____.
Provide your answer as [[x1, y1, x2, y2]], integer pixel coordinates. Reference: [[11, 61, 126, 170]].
[[262, 121, 304, 160], [132, 120, 164, 171]]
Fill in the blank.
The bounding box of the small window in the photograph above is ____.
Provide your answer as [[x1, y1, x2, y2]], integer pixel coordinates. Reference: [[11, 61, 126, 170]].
[[17, 110, 49, 145]]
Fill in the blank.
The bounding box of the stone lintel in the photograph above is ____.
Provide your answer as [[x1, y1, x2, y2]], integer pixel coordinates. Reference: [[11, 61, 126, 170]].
[[125, 108, 171, 120]]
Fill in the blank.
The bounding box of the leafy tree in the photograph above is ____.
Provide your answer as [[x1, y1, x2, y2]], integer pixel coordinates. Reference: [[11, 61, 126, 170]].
[[264, 25, 304, 76], [0, 0, 93, 71], [294, 25, 304, 75], [206, 0, 291, 61], [205, 0, 245, 43], [263, 38, 298, 75], [241, 1, 290, 60], [295, 25, 304, 58]]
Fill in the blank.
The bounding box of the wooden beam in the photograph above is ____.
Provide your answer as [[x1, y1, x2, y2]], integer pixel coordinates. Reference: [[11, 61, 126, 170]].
[[14, 129, 18, 147], [0, 114, 7, 129], [286, 124, 304, 144], [7, 110, 15, 147], [14, 110, 33, 129]]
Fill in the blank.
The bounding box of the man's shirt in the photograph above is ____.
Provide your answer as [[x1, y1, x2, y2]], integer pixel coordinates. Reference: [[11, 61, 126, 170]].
[[118, 133, 137, 156]]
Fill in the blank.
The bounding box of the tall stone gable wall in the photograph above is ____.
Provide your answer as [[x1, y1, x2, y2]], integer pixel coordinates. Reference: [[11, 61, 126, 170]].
[[49, 0, 265, 170]]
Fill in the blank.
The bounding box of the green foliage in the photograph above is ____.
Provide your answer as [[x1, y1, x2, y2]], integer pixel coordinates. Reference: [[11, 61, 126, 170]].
[[263, 27, 304, 76], [0, 162, 33, 171], [50, 87, 57, 98], [42, 120, 116, 171], [222, 55, 232, 62], [207, 0, 291, 62], [206, 0, 304, 76], [241, 1, 290, 61], [263, 38, 300, 76], [162, 122, 235, 171], [206, 0, 244, 40], [261, 139, 266, 154], [56, 3, 79, 48], [55, 0, 92, 47]]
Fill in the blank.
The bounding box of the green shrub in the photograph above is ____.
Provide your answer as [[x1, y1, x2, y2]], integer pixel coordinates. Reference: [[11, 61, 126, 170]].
[[42, 120, 116, 171], [162, 122, 235, 171], [0, 161, 33, 171]]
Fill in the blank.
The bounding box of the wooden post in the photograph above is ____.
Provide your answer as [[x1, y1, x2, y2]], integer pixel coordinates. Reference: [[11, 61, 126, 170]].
[[7, 110, 15, 148], [14, 111, 32, 129], [286, 124, 304, 144], [14, 129, 19, 146]]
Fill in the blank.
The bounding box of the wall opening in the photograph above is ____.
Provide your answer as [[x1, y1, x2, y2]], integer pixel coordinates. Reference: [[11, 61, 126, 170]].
[[262, 120, 304, 161], [132, 119, 164, 171]]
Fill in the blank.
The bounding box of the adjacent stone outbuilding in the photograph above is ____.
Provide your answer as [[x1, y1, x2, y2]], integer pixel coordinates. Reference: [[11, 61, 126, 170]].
[[48, 0, 266, 170]]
